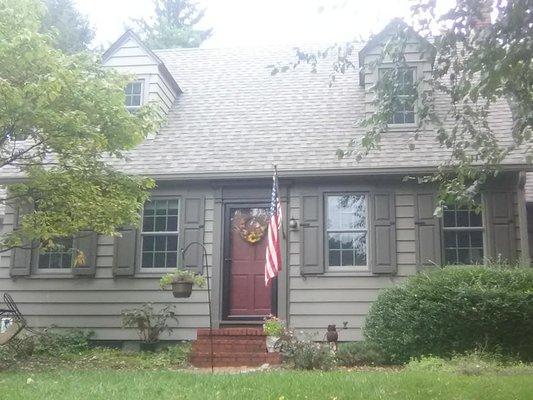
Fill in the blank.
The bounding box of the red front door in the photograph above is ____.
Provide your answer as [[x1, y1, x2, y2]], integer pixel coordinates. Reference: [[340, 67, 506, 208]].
[[226, 207, 273, 318]]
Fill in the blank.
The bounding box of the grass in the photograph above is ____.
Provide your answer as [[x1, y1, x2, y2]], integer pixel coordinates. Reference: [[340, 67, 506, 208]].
[[1, 368, 532, 400]]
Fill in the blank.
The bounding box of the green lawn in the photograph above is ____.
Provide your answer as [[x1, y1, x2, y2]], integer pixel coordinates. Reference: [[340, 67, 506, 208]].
[[1, 369, 532, 400]]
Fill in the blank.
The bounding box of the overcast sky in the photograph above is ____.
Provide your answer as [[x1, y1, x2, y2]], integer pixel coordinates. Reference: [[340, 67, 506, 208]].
[[74, 0, 453, 49]]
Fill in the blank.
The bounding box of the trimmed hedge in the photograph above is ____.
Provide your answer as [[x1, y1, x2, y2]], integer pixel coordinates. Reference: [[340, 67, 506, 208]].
[[364, 266, 533, 364]]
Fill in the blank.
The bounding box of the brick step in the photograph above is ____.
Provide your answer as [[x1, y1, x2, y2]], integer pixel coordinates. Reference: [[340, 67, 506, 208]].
[[192, 342, 266, 353], [197, 328, 265, 337], [190, 352, 282, 368]]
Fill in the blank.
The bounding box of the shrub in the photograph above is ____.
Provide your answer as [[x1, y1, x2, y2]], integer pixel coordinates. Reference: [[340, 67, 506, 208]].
[[364, 266, 533, 364], [279, 331, 336, 370], [33, 329, 93, 355], [121, 304, 178, 343], [335, 341, 387, 367]]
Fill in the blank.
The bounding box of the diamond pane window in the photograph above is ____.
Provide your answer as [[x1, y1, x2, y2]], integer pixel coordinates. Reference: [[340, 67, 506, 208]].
[[443, 202, 484, 265], [326, 194, 368, 267], [141, 199, 179, 268]]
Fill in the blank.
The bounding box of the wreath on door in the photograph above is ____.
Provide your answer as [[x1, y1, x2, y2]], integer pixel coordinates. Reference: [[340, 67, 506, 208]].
[[233, 210, 269, 244]]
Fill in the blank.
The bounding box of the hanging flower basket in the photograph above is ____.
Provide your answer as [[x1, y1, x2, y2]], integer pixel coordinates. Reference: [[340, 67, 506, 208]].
[[171, 281, 193, 298], [160, 269, 207, 299]]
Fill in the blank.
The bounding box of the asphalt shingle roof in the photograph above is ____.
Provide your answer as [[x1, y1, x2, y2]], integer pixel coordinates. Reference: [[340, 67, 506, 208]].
[[0, 45, 527, 181], [108, 45, 526, 179]]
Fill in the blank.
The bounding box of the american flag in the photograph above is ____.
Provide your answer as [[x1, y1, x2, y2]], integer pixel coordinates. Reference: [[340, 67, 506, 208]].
[[265, 167, 282, 286]]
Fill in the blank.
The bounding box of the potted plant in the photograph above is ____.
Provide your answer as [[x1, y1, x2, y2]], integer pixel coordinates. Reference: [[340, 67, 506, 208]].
[[160, 269, 207, 298], [121, 303, 178, 351], [263, 315, 285, 352]]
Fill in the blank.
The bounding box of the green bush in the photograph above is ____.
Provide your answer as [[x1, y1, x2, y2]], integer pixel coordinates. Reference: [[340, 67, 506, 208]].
[[335, 342, 386, 367], [364, 266, 533, 364]]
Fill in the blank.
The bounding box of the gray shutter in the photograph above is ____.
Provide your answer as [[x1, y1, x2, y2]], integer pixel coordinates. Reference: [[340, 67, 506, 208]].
[[10, 204, 33, 277], [113, 227, 138, 276], [371, 192, 397, 274], [180, 195, 205, 273], [71, 231, 98, 276], [486, 191, 516, 262], [415, 192, 442, 267], [300, 194, 324, 275]]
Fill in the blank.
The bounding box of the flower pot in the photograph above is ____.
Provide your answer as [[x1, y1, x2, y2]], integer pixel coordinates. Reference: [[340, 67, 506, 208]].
[[266, 336, 280, 352], [171, 281, 193, 298]]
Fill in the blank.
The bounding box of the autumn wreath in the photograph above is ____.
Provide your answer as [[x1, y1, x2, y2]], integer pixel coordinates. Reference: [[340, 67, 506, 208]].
[[232, 210, 269, 244]]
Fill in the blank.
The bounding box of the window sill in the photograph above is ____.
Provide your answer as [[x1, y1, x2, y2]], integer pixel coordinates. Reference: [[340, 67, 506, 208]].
[[386, 124, 418, 132]]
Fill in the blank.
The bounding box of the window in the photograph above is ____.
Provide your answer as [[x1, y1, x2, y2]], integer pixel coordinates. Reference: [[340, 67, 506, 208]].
[[141, 199, 179, 269], [125, 81, 143, 110], [443, 203, 484, 264], [38, 238, 73, 269], [380, 68, 415, 125], [326, 194, 368, 268]]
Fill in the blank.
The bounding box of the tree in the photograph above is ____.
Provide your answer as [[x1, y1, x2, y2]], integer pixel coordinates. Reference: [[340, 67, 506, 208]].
[[0, 0, 160, 251], [280, 0, 532, 210], [40, 0, 94, 53], [132, 0, 212, 49]]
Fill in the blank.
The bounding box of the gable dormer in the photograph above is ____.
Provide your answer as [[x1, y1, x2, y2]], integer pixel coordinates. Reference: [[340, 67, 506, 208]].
[[102, 30, 181, 121], [358, 19, 435, 125]]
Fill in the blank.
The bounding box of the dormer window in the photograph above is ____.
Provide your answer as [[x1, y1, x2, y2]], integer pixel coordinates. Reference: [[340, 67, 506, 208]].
[[125, 81, 143, 110], [379, 68, 416, 125]]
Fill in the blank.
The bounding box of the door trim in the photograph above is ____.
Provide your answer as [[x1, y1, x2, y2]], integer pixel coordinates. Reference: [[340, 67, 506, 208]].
[[222, 202, 278, 321]]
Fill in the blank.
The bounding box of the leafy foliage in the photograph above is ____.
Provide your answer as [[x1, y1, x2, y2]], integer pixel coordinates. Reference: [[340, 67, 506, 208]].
[[277, 330, 336, 370], [280, 0, 532, 207], [364, 266, 533, 364], [263, 315, 285, 337], [132, 0, 212, 49], [0, 0, 160, 250], [40, 0, 94, 53], [159, 269, 206, 288], [121, 303, 178, 343], [335, 341, 387, 366]]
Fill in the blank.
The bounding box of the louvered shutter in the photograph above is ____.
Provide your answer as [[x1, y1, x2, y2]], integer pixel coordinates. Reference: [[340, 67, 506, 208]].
[[113, 227, 138, 276], [486, 192, 516, 262], [371, 192, 397, 274], [415, 192, 441, 267], [10, 203, 33, 277], [300, 193, 324, 274], [180, 195, 205, 273]]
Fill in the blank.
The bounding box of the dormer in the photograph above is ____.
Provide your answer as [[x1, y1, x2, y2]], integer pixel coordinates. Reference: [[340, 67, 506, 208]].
[[102, 30, 181, 121], [358, 19, 435, 126]]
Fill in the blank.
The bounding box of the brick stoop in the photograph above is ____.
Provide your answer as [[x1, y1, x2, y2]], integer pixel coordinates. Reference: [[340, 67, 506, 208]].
[[189, 328, 283, 367]]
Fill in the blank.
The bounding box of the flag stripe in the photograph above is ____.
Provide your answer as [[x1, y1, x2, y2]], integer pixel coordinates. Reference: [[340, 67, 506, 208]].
[[265, 168, 282, 286]]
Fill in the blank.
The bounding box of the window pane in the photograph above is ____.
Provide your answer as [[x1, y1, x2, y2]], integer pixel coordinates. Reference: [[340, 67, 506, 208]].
[[443, 210, 456, 227], [341, 250, 354, 267], [142, 236, 154, 252], [353, 232, 367, 265], [155, 236, 166, 251], [143, 216, 154, 232], [142, 252, 153, 268], [329, 250, 340, 267], [167, 236, 178, 251], [328, 233, 341, 249], [404, 112, 415, 124], [327, 195, 366, 230], [166, 252, 177, 268], [167, 216, 178, 231], [457, 231, 469, 247], [154, 252, 166, 267], [444, 231, 456, 247], [456, 211, 469, 227], [470, 211, 482, 227], [445, 249, 458, 264], [470, 231, 483, 247]]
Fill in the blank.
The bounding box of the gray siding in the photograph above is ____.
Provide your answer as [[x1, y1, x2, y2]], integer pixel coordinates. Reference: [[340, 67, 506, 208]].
[[287, 186, 415, 341], [0, 186, 213, 341], [0, 177, 527, 342]]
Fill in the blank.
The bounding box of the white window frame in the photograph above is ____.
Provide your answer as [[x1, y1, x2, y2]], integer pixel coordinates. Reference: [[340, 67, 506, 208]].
[[139, 197, 180, 272], [125, 80, 145, 111], [442, 200, 485, 265], [325, 192, 369, 272], [36, 237, 74, 272], [378, 67, 417, 128]]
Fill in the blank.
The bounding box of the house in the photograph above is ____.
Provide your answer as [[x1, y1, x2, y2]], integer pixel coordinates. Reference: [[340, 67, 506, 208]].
[[0, 21, 530, 344]]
